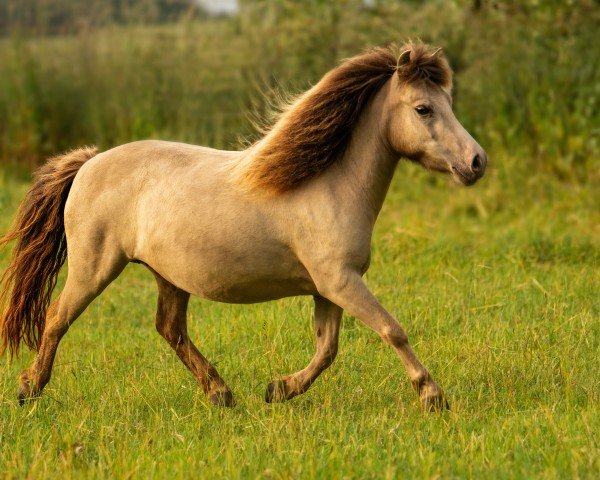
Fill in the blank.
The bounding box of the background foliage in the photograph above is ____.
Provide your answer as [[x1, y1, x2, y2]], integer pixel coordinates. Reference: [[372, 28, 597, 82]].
[[0, 0, 598, 182]]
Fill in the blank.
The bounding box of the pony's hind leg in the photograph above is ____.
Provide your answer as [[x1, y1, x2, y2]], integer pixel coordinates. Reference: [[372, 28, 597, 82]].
[[266, 296, 342, 403], [18, 253, 127, 403], [17, 297, 62, 404], [152, 271, 233, 407]]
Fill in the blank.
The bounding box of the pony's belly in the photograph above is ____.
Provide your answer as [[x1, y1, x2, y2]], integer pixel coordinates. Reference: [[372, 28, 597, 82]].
[[146, 251, 317, 304], [192, 275, 317, 303]]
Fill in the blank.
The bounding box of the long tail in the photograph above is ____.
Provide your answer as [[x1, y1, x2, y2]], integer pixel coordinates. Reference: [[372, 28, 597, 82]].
[[0, 146, 98, 357]]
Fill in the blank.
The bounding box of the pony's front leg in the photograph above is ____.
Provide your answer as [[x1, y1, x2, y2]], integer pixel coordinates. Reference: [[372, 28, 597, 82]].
[[266, 296, 342, 403], [319, 272, 448, 411]]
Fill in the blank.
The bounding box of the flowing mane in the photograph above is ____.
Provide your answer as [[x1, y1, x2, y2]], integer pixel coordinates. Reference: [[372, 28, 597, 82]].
[[236, 41, 453, 195]]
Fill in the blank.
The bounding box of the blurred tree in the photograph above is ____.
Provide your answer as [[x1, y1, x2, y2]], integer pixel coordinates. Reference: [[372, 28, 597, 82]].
[[0, 0, 200, 35]]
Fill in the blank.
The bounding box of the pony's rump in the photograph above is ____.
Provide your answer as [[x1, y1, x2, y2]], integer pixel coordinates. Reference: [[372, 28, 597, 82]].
[[0, 146, 98, 357]]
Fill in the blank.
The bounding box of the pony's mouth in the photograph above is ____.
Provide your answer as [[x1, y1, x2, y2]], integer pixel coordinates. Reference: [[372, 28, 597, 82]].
[[451, 166, 478, 186]]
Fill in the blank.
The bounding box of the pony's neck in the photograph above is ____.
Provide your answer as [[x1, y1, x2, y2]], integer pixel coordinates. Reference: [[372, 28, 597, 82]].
[[332, 81, 397, 223]]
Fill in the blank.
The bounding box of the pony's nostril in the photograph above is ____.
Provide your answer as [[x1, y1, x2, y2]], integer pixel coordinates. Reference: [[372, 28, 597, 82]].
[[471, 154, 482, 174]]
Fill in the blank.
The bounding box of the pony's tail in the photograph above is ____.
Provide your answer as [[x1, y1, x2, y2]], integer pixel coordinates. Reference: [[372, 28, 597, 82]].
[[0, 147, 98, 357]]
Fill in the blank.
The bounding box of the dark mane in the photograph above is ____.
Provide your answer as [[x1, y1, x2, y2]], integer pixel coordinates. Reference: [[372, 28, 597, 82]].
[[238, 41, 453, 194]]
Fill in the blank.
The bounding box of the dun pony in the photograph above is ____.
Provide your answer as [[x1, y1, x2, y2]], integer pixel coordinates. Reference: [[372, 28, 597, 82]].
[[0, 42, 485, 411]]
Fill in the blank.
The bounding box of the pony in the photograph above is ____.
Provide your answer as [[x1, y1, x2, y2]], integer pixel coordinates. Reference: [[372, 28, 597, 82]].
[[0, 41, 486, 411]]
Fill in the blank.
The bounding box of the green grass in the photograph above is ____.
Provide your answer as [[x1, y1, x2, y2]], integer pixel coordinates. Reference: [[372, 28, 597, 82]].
[[0, 2, 598, 476], [0, 156, 598, 478]]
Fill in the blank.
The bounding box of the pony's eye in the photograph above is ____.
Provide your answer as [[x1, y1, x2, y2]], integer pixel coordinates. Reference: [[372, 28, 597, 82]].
[[415, 105, 432, 116]]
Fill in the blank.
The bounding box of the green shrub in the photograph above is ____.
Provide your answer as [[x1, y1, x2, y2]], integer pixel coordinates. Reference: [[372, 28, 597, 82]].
[[0, 0, 597, 182]]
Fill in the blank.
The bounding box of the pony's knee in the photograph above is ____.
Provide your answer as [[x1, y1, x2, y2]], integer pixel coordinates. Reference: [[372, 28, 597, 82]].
[[325, 343, 338, 362], [317, 344, 338, 370], [381, 325, 408, 348], [155, 321, 185, 347], [42, 314, 70, 340]]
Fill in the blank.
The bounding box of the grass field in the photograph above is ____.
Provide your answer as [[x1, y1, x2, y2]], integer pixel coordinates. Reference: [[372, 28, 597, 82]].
[[0, 2, 599, 477], [0, 155, 598, 478]]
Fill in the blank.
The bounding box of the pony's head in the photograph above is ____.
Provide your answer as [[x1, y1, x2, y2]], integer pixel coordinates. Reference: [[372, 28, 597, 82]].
[[237, 41, 486, 194], [384, 43, 487, 185]]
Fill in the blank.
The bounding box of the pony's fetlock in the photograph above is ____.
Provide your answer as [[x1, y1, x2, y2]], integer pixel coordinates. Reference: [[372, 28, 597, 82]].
[[17, 370, 38, 405], [265, 377, 300, 403], [208, 389, 234, 407], [419, 381, 449, 412]]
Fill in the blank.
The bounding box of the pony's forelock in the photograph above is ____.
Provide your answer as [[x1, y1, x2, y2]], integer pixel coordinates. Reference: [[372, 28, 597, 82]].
[[395, 41, 453, 93]]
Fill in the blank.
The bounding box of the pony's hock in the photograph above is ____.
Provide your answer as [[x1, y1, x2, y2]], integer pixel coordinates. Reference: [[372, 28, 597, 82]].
[[0, 42, 486, 412]]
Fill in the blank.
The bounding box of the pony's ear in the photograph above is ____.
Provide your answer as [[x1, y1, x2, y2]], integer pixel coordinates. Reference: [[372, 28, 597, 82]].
[[397, 49, 412, 68]]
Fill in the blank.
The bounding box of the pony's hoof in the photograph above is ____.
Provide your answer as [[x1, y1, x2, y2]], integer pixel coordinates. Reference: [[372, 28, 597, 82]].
[[412, 378, 449, 412], [265, 380, 288, 403], [208, 390, 234, 407], [17, 388, 37, 406], [17, 374, 34, 406], [420, 388, 449, 412]]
